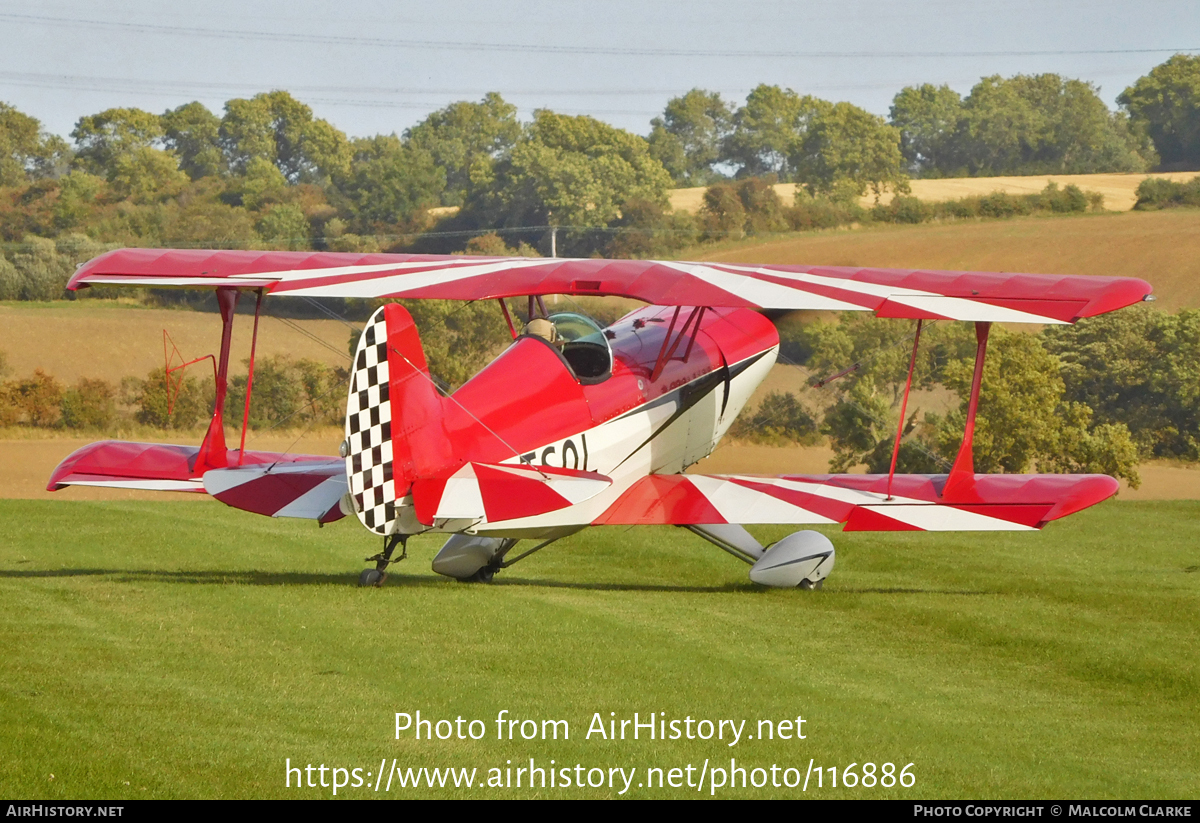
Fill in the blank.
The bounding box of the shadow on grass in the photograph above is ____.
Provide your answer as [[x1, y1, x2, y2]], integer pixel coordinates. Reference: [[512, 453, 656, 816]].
[[0, 566, 756, 593], [835, 586, 994, 595], [0, 567, 410, 587], [0, 567, 995, 596]]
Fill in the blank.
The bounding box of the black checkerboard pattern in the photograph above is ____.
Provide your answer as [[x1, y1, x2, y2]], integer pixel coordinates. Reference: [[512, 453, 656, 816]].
[[346, 308, 396, 535]]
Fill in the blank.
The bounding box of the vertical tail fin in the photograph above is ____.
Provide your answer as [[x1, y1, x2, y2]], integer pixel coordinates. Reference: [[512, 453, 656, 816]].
[[345, 303, 453, 535]]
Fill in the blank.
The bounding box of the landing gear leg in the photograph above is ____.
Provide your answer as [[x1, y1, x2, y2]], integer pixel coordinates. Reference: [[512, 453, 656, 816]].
[[359, 534, 407, 588], [459, 539, 518, 584]]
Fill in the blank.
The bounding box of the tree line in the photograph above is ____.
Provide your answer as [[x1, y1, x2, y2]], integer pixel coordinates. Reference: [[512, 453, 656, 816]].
[[0, 55, 1196, 271], [0, 352, 345, 432]]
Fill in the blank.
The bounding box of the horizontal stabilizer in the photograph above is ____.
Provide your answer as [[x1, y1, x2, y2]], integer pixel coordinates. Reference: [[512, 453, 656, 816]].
[[594, 473, 1119, 531], [203, 460, 347, 522], [411, 462, 612, 526]]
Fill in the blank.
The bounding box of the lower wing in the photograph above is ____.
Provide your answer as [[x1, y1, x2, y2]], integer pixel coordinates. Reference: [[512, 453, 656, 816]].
[[592, 473, 1119, 531]]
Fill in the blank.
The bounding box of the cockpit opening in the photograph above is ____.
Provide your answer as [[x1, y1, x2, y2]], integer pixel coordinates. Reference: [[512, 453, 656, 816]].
[[520, 311, 613, 384]]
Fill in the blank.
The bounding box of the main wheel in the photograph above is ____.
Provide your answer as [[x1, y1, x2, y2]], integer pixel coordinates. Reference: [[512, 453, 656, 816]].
[[359, 569, 384, 587]]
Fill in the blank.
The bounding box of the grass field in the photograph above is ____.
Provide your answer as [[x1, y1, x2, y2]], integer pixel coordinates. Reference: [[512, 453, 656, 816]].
[[0, 498, 1196, 799]]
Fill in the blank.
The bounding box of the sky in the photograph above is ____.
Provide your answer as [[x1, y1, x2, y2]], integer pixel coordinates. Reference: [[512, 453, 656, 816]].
[[1, 0, 1197, 141]]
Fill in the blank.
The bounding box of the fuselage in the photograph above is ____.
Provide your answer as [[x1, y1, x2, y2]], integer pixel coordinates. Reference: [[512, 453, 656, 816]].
[[381, 305, 780, 538]]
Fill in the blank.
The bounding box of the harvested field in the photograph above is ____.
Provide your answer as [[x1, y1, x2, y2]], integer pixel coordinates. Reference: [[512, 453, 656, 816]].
[[668, 171, 1199, 214], [0, 301, 351, 385]]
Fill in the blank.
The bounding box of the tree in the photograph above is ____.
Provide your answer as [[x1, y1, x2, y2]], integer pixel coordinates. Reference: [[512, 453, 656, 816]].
[[108, 146, 188, 202], [935, 332, 1068, 473], [795, 102, 908, 200], [730, 390, 819, 445], [71, 108, 165, 176], [472, 111, 672, 241], [931, 330, 1138, 485], [162, 102, 224, 179], [1119, 54, 1200, 169], [605, 197, 697, 258], [330, 135, 444, 232], [647, 89, 733, 185], [800, 316, 1138, 483], [1012, 74, 1149, 173], [958, 75, 1042, 175], [822, 376, 902, 473], [3, 369, 62, 427], [723, 85, 831, 179], [405, 93, 520, 207], [255, 203, 311, 250], [70, 107, 189, 200], [698, 177, 788, 239], [220, 91, 350, 182], [61, 378, 116, 429], [234, 156, 289, 211], [51, 171, 105, 232], [0, 255, 20, 300], [889, 84, 964, 176], [127, 367, 212, 429], [11, 236, 73, 300], [1043, 305, 1200, 460], [162, 179, 258, 249], [0, 102, 68, 185], [463, 233, 519, 256], [957, 74, 1151, 176]]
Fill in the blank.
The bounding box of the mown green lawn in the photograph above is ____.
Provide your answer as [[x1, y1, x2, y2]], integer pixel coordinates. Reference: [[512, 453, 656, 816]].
[[0, 499, 1196, 799]]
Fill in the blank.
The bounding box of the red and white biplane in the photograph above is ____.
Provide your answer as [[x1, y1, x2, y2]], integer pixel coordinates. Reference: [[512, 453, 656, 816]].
[[48, 250, 1152, 588]]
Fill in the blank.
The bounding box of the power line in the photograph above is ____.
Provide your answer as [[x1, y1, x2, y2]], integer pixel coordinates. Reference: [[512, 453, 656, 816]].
[[0, 71, 740, 98], [2, 12, 1196, 60]]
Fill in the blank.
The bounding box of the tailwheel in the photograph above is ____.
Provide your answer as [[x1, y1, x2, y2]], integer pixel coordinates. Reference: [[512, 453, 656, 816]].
[[359, 534, 407, 587]]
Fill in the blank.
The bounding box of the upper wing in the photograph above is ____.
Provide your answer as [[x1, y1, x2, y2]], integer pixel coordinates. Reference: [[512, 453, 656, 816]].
[[591, 473, 1119, 531], [68, 249, 1152, 324]]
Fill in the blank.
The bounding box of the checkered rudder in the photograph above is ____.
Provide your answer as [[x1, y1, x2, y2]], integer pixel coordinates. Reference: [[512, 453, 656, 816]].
[[345, 307, 396, 535]]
